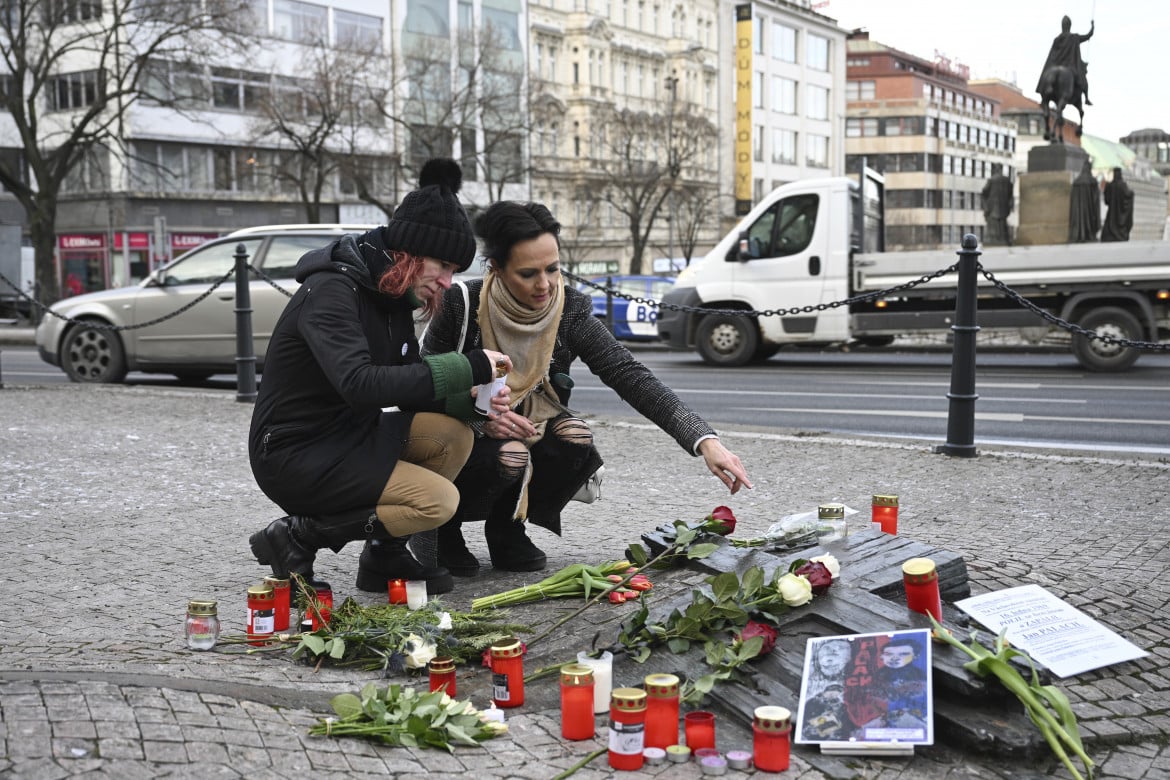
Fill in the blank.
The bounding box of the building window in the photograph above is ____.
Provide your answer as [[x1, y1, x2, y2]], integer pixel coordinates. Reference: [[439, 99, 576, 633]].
[[884, 116, 923, 136], [404, 0, 449, 37], [754, 16, 764, 54], [48, 0, 102, 23], [845, 117, 878, 137], [807, 34, 829, 71], [845, 80, 875, 100], [771, 76, 795, 114], [273, 0, 327, 42], [771, 128, 796, 164], [753, 71, 764, 108], [754, 125, 764, 161], [50, 70, 104, 111], [483, 6, 521, 50], [334, 9, 382, 50], [771, 22, 796, 62], [806, 85, 828, 121], [210, 68, 267, 112], [806, 134, 828, 167]]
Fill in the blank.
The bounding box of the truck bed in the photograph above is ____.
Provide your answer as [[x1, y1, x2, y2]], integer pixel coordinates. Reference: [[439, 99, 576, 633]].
[[854, 240, 1170, 293]]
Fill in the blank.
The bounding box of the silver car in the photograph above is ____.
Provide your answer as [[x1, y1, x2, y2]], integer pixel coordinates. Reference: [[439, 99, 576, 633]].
[[36, 224, 375, 383]]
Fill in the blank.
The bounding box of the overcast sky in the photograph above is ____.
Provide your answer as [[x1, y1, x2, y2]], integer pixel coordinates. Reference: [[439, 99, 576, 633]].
[[823, 0, 1165, 143]]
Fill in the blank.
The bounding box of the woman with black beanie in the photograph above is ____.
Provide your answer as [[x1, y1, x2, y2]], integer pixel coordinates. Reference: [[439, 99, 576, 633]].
[[247, 159, 512, 595]]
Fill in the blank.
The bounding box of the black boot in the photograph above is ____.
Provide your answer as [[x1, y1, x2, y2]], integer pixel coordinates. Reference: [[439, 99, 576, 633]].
[[250, 515, 324, 581], [437, 520, 480, 577], [356, 537, 454, 595], [485, 511, 547, 572]]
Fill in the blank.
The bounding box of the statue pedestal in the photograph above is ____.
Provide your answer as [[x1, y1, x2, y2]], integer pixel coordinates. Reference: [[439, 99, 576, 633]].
[[1016, 145, 1090, 245]]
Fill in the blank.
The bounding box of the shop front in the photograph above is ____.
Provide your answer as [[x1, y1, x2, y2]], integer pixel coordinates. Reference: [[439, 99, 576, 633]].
[[57, 234, 108, 296]]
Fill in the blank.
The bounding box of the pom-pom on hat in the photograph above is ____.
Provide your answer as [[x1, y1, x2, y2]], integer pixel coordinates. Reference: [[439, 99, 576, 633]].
[[383, 158, 477, 272]]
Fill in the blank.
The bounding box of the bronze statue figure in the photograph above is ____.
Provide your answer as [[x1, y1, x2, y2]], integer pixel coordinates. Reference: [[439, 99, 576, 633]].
[[981, 164, 1013, 246], [1036, 16, 1093, 143], [1068, 158, 1100, 243], [1100, 167, 1134, 242]]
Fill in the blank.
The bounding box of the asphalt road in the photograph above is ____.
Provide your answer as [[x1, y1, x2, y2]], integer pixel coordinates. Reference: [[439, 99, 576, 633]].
[[5, 342, 1169, 455]]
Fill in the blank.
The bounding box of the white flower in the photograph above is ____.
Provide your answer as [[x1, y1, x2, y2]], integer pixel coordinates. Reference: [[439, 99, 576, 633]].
[[402, 633, 437, 669], [437, 611, 453, 630], [777, 572, 814, 607], [810, 554, 840, 580]]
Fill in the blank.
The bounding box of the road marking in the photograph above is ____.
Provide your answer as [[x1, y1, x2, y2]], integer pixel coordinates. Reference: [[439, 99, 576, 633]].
[[732, 407, 1170, 426], [571, 386, 1086, 404]]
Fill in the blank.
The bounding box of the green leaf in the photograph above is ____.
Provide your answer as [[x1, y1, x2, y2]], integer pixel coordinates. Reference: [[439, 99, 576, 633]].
[[360, 681, 379, 704], [711, 571, 740, 602], [301, 634, 326, 655], [667, 637, 691, 654], [631, 646, 652, 663], [704, 641, 724, 666], [686, 542, 719, 560], [446, 723, 478, 746], [741, 567, 765, 598], [737, 635, 764, 661], [626, 543, 648, 566], [330, 692, 364, 719], [328, 638, 347, 660], [675, 527, 698, 547]]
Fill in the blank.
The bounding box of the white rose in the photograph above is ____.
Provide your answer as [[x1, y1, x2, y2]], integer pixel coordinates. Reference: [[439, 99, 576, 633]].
[[777, 573, 814, 607], [402, 634, 438, 669], [810, 554, 840, 580], [437, 611, 453, 630]]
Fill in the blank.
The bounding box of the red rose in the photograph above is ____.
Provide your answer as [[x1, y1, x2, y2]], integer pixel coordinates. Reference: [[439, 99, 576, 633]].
[[737, 620, 778, 656], [704, 505, 737, 535], [793, 561, 833, 595]]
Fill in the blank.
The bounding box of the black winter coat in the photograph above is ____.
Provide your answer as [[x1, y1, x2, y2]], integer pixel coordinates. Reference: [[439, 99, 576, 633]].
[[249, 229, 487, 515]]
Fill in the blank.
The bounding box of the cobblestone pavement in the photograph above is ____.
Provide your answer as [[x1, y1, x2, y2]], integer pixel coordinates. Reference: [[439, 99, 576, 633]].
[[2, 383, 1169, 779]]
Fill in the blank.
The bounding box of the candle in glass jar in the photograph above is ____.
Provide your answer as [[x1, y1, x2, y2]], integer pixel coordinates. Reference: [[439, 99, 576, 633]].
[[752, 706, 791, 772], [245, 584, 275, 646], [263, 576, 290, 632], [309, 582, 332, 630], [428, 656, 457, 697], [872, 494, 899, 534], [490, 637, 525, 708], [388, 579, 407, 605], [405, 580, 427, 610], [643, 673, 680, 749], [608, 688, 647, 771], [560, 664, 595, 740], [902, 557, 942, 621], [576, 650, 613, 714], [684, 710, 716, 750]]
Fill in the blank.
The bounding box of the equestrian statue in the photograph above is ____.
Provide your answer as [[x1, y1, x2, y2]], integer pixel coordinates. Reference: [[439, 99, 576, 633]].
[[1035, 16, 1093, 144]]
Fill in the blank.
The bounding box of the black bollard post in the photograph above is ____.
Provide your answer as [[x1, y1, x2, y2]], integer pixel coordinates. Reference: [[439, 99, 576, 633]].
[[605, 275, 615, 335], [935, 234, 980, 457], [234, 243, 257, 403]]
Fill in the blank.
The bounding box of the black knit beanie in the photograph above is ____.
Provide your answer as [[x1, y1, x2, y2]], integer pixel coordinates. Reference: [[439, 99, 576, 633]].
[[383, 158, 477, 272]]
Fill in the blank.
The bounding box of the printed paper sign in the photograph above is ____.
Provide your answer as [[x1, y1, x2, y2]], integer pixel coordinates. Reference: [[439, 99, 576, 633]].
[[956, 584, 1148, 677]]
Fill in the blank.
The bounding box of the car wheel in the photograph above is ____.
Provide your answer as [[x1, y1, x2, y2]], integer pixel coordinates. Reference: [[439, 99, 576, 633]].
[[696, 313, 759, 366], [61, 320, 128, 383], [1071, 306, 1142, 372]]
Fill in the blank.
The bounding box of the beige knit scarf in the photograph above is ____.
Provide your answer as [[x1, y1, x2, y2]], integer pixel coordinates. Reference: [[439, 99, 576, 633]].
[[478, 268, 567, 518]]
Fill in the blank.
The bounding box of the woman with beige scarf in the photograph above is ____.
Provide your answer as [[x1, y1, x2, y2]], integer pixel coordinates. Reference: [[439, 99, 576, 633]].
[[356, 201, 751, 581]]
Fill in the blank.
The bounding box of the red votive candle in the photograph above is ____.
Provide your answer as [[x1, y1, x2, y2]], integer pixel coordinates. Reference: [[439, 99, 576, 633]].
[[245, 584, 275, 646], [872, 494, 899, 534], [643, 673, 680, 749], [428, 656, 457, 697], [902, 557, 942, 621], [752, 706, 791, 772], [388, 578, 408, 605], [684, 710, 716, 750], [309, 583, 332, 630], [263, 576, 290, 632], [560, 664, 596, 740], [608, 688, 648, 771], [490, 637, 525, 708]]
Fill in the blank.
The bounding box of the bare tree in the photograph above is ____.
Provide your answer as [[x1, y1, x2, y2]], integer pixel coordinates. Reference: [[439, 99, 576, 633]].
[[594, 103, 716, 274], [662, 182, 721, 267], [0, 0, 255, 301]]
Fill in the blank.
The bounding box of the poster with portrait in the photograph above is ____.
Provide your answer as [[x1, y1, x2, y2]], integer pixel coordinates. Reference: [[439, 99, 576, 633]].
[[794, 629, 933, 747]]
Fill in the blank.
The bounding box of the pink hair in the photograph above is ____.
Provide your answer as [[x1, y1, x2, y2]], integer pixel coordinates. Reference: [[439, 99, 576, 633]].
[[377, 250, 440, 318]]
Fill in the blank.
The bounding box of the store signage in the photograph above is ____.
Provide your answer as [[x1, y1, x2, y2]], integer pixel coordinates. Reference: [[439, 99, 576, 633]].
[[58, 234, 105, 250]]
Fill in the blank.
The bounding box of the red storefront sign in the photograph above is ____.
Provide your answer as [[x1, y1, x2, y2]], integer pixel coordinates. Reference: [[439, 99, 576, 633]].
[[58, 234, 106, 250], [171, 233, 220, 250], [114, 232, 151, 250]]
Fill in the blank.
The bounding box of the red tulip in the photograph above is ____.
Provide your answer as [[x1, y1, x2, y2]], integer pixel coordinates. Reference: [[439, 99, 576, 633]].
[[793, 561, 834, 595], [737, 620, 778, 656], [704, 505, 737, 535], [608, 591, 627, 604]]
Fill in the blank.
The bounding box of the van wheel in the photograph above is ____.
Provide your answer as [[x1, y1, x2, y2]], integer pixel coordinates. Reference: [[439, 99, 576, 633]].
[[1071, 306, 1142, 372], [61, 320, 128, 383], [697, 313, 759, 366]]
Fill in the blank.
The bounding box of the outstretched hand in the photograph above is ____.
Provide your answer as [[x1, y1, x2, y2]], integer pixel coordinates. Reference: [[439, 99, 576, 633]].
[[698, 438, 753, 494]]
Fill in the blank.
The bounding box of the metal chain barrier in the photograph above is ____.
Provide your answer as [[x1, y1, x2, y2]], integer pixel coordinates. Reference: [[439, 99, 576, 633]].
[[977, 265, 1170, 351], [249, 264, 295, 298]]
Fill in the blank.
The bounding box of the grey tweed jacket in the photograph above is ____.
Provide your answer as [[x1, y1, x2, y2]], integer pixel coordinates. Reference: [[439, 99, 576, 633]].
[[421, 279, 715, 454]]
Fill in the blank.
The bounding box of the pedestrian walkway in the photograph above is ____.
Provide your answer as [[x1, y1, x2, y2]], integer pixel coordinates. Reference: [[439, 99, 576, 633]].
[[2, 384, 1169, 778]]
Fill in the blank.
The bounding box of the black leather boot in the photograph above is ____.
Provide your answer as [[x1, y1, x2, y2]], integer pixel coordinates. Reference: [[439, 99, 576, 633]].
[[437, 520, 480, 577], [485, 500, 547, 572], [249, 515, 324, 581], [356, 537, 454, 595]]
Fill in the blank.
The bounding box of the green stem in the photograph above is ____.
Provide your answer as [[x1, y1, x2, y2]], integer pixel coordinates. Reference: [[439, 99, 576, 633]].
[[551, 748, 606, 780]]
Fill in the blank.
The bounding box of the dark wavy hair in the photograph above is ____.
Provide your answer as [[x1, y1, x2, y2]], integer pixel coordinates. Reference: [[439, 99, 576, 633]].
[[474, 201, 561, 269]]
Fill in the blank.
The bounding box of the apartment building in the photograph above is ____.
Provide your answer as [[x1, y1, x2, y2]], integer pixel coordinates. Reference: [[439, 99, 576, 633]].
[[844, 32, 1016, 250]]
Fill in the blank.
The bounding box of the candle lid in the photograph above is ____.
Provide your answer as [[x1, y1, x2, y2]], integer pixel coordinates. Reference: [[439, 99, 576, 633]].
[[246, 584, 274, 599], [666, 744, 691, 762], [490, 637, 524, 658], [187, 599, 217, 616], [817, 502, 845, 519], [262, 576, 290, 588], [902, 557, 938, 582], [560, 663, 595, 686], [428, 656, 455, 673], [644, 673, 680, 697], [872, 494, 899, 507], [610, 687, 647, 712], [643, 747, 667, 764], [753, 705, 791, 732]]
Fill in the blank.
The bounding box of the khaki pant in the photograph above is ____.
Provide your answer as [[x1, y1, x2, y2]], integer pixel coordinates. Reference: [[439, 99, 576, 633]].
[[374, 413, 473, 538]]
